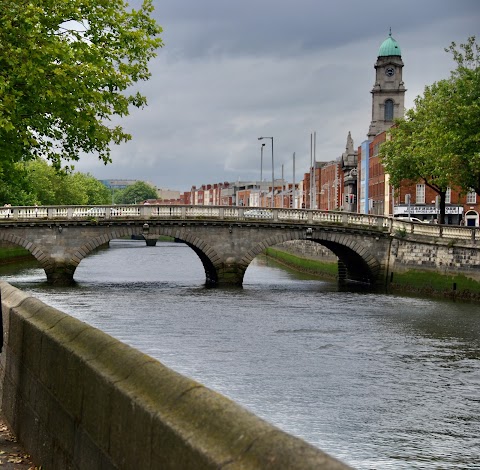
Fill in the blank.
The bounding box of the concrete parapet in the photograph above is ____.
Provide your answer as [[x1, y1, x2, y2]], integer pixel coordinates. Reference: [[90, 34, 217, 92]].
[[0, 282, 350, 469]]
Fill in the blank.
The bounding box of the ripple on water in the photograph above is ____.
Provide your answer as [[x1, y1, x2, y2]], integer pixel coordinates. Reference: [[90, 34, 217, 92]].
[[3, 243, 480, 470]]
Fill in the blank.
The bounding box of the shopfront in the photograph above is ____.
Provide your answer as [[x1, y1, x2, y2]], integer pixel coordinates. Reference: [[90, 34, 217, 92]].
[[394, 204, 464, 224]]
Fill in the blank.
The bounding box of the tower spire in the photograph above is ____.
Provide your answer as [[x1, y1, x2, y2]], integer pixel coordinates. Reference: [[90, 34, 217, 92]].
[[368, 32, 406, 140]]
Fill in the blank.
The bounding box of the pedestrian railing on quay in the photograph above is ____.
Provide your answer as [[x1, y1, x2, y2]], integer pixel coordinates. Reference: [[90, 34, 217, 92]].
[[0, 204, 477, 242]]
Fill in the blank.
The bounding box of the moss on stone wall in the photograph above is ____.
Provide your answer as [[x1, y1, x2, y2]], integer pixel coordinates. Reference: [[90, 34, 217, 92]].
[[389, 270, 480, 301], [0, 246, 34, 264], [266, 245, 480, 302], [265, 247, 338, 279]]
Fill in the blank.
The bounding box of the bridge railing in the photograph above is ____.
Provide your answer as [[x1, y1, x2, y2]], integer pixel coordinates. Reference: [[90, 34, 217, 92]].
[[391, 218, 479, 242], [0, 204, 477, 242]]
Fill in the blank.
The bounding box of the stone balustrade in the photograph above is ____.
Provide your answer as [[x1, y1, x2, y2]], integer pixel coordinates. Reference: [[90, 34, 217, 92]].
[[1, 204, 478, 242]]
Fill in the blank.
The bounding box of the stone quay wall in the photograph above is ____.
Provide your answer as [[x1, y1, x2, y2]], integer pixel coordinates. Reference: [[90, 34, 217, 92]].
[[390, 237, 480, 281], [386, 236, 480, 299], [0, 282, 349, 470]]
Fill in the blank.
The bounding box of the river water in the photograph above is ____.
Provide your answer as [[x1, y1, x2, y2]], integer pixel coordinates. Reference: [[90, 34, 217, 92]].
[[1, 240, 479, 469]]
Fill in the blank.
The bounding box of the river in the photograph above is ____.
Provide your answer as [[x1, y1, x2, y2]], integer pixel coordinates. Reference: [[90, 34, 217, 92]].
[[1, 240, 479, 469]]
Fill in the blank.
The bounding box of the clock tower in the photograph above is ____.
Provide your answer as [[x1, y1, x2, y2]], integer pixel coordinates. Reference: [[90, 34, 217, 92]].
[[367, 30, 406, 140]]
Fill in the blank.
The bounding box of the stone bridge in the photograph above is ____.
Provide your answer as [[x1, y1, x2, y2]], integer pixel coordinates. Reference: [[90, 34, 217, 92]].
[[0, 205, 478, 288]]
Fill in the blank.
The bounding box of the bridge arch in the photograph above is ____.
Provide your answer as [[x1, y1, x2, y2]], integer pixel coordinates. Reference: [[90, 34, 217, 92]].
[[238, 232, 303, 285], [167, 229, 221, 287], [71, 226, 382, 287], [0, 232, 56, 279], [312, 233, 381, 285], [240, 230, 382, 287], [71, 225, 222, 287]]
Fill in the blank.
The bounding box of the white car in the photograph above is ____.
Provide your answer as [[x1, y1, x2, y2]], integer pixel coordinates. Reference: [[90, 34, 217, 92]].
[[396, 216, 426, 223], [86, 207, 106, 217], [244, 209, 273, 219], [73, 207, 106, 218]]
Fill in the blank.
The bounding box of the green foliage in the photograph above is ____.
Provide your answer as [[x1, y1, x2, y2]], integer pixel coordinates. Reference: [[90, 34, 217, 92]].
[[71, 173, 111, 205], [0, 0, 162, 170], [395, 227, 407, 238], [0, 159, 111, 205], [379, 36, 480, 224], [114, 181, 157, 204], [0, 162, 37, 205], [444, 37, 480, 196]]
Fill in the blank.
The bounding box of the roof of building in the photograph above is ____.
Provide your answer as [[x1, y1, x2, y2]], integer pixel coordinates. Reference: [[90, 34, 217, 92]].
[[378, 30, 401, 57]]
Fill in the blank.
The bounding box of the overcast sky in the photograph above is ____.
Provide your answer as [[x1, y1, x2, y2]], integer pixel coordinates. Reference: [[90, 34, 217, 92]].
[[75, 0, 480, 192]]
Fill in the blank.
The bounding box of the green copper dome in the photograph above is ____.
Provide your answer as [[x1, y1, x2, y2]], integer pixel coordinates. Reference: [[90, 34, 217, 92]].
[[378, 31, 401, 57]]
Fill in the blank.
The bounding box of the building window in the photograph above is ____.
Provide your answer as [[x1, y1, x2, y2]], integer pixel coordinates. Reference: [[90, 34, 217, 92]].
[[416, 184, 425, 204], [384, 99, 394, 121], [467, 190, 477, 204], [445, 187, 451, 204]]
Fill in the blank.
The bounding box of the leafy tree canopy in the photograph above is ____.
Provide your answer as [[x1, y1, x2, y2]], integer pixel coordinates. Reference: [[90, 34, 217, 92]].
[[0, 0, 162, 171], [0, 160, 111, 206], [380, 36, 480, 224], [444, 37, 480, 196], [114, 181, 157, 204]]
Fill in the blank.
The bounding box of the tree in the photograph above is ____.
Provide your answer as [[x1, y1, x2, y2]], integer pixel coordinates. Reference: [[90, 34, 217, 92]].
[[0, 162, 37, 206], [114, 181, 157, 204], [0, 159, 112, 206], [0, 0, 162, 171], [379, 81, 455, 224], [444, 37, 480, 196], [380, 36, 480, 224], [71, 173, 111, 205]]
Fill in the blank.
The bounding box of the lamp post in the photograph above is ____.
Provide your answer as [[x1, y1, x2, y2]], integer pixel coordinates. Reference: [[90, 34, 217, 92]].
[[292, 152, 296, 209], [258, 137, 274, 208], [281, 163, 284, 209], [260, 143, 265, 206], [260, 143, 265, 182]]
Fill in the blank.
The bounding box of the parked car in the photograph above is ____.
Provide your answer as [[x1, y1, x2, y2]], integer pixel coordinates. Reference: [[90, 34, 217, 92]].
[[86, 207, 106, 217], [73, 207, 106, 218], [396, 216, 427, 223], [244, 209, 273, 219]]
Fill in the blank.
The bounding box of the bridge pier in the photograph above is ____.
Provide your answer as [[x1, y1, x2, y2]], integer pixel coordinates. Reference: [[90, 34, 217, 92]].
[[184, 242, 245, 287], [45, 263, 77, 286], [145, 238, 157, 247], [215, 262, 246, 287]]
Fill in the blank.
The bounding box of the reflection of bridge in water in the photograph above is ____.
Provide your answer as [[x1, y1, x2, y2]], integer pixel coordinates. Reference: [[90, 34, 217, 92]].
[[0, 205, 478, 287]]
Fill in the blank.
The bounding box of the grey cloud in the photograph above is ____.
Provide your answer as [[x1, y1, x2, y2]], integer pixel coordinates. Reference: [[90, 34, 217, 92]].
[[75, 0, 480, 191]]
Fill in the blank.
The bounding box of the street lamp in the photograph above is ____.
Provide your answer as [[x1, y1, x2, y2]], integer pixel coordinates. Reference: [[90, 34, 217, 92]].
[[258, 137, 274, 208], [260, 143, 265, 182], [260, 143, 266, 206]]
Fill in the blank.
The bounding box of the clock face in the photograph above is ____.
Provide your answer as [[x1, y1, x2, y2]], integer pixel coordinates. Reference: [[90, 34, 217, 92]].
[[385, 67, 395, 77]]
